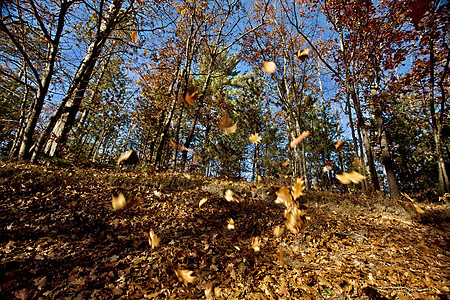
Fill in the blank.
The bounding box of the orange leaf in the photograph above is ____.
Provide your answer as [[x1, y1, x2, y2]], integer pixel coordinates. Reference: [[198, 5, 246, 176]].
[[353, 159, 362, 167], [131, 31, 138, 43], [174, 269, 195, 286], [184, 91, 198, 105], [275, 187, 293, 208], [290, 131, 310, 148], [335, 140, 344, 153], [262, 61, 276, 74], [336, 171, 366, 184]]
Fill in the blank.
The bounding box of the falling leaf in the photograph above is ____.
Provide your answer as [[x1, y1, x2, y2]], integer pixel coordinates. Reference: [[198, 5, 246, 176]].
[[131, 31, 138, 43], [252, 237, 261, 252], [225, 189, 240, 202], [263, 61, 276, 74], [117, 150, 140, 165], [249, 133, 262, 144], [273, 225, 285, 237], [183, 173, 191, 179], [227, 218, 235, 230], [199, 197, 208, 207], [335, 140, 344, 153], [257, 175, 262, 184], [291, 177, 305, 200], [336, 171, 366, 184], [402, 192, 425, 214], [169, 140, 195, 153], [322, 165, 332, 173], [218, 114, 237, 134], [193, 155, 200, 164], [149, 229, 161, 249], [153, 190, 162, 197], [285, 206, 307, 234], [275, 187, 293, 208], [353, 159, 362, 167], [112, 192, 126, 210], [277, 159, 290, 168], [290, 131, 310, 148], [297, 48, 310, 60], [222, 123, 237, 134], [175, 269, 196, 286], [184, 91, 198, 105]]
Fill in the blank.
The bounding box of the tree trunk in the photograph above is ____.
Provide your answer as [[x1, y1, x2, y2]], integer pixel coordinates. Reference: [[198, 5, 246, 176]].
[[1, 1, 70, 161], [31, 0, 125, 162], [375, 107, 400, 199], [9, 63, 30, 158], [346, 95, 368, 192], [171, 104, 185, 170], [349, 81, 380, 191], [430, 36, 449, 194]]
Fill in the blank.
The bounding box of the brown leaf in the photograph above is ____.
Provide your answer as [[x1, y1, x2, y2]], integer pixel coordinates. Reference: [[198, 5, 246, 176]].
[[322, 165, 332, 173], [169, 140, 195, 153], [252, 237, 261, 252], [285, 206, 307, 234], [273, 225, 285, 238], [275, 187, 293, 208], [117, 150, 140, 165], [174, 269, 196, 286], [218, 114, 237, 134], [353, 159, 362, 167], [263, 61, 276, 74], [225, 189, 240, 202], [222, 123, 237, 134], [249, 133, 262, 144], [291, 177, 305, 200], [335, 140, 344, 153], [112, 192, 126, 210], [227, 218, 235, 230], [184, 91, 198, 105], [149, 229, 161, 249], [297, 48, 310, 61], [290, 131, 310, 148], [193, 155, 200, 164], [335, 171, 366, 184]]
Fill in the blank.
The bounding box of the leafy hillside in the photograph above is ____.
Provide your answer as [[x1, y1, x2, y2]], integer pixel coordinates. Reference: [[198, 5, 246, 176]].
[[0, 163, 448, 299]]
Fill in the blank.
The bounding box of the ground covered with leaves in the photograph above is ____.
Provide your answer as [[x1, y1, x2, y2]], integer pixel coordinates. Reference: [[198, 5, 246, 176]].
[[0, 162, 449, 299]]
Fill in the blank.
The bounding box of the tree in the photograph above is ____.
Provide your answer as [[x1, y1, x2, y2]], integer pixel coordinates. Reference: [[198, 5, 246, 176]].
[[32, 0, 136, 162], [1, 0, 76, 161]]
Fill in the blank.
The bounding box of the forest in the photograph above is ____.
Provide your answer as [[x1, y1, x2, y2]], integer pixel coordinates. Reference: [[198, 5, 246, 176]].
[[0, 0, 449, 299]]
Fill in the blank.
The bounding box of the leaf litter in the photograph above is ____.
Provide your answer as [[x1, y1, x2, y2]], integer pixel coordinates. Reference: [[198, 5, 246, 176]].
[[0, 162, 448, 299]]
